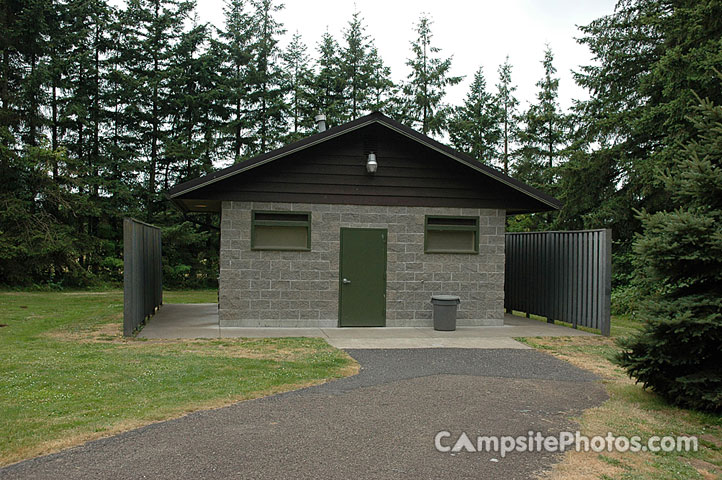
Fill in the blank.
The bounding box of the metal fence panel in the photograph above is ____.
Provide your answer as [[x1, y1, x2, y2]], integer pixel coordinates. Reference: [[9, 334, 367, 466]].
[[504, 229, 611, 336], [123, 218, 162, 336]]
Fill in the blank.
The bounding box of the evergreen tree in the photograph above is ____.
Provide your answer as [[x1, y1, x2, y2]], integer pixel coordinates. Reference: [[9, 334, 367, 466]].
[[338, 11, 377, 122], [14, 0, 54, 147], [0, 0, 222, 287], [282, 32, 314, 140], [311, 30, 344, 126], [193, 34, 226, 172], [165, 20, 217, 186], [216, 0, 254, 161], [447, 66, 501, 165], [617, 89, 722, 412], [568, 0, 722, 260], [0, 144, 88, 286], [366, 46, 395, 114], [245, 0, 286, 155], [119, 0, 195, 215], [0, 0, 23, 137], [62, 0, 117, 273], [496, 56, 519, 175], [46, 0, 69, 158], [105, 5, 145, 218], [515, 45, 566, 187], [401, 14, 462, 136]]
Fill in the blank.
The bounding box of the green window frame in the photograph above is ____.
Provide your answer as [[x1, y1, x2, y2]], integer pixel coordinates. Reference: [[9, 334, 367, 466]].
[[424, 215, 479, 254], [251, 210, 312, 251]]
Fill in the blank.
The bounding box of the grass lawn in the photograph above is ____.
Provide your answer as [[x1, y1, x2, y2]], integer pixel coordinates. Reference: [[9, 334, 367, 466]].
[[516, 316, 722, 480], [0, 290, 357, 467]]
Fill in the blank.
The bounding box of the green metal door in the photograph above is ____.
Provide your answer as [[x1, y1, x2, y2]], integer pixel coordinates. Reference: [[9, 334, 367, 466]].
[[339, 228, 387, 327]]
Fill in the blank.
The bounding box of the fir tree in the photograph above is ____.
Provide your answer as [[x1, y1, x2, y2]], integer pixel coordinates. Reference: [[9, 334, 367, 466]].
[[496, 56, 519, 175], [516, 45, 566, 187], [401, 14, 462, 136], [366, 46, 395, 114], [617, 88, 722, 412], [105, 5, 145, 217], [447, 66, 501, 165], [282, 32, 314, 140], [14, 0, 54, 147], [216, 0, 254, 161], [567, 0, 722, 262], [119, 0, 195, 215], [165, 21, 217, 185], [339, 11, 377, 122], [245, 0, 286, 155], [311, 30, 344, 126]]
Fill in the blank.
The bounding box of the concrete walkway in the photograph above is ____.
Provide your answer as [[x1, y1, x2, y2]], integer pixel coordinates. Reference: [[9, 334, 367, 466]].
[[138, 304, 595, 348], [1, 349, 607, 480]]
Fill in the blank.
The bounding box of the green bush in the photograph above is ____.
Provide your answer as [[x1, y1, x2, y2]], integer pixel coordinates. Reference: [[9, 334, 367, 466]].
[[610, 284, 639, 317], [616, 92, 722, 412]]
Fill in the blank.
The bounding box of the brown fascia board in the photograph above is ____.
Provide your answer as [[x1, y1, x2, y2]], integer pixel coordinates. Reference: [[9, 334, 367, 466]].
[[167, 111, 563, 211]]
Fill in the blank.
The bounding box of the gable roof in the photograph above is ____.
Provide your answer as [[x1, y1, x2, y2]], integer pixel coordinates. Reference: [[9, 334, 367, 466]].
[[168, 111, 562, 212]]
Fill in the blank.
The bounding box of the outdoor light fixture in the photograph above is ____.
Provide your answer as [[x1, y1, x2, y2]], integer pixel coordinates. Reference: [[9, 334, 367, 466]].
[[366, 152, 378, 174]]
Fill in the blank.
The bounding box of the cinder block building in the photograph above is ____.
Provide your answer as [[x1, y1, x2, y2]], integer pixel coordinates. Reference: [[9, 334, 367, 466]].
[[168, 112, 560, 328]]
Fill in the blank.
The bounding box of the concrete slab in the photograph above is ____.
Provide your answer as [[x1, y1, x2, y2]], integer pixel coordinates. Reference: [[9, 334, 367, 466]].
[[324, 337, 531, 349], [502, 315, 596, 337], [220, 327, 326, 339], [138, 304, 219, 339], [321, 327, 434, 339], [137, 304, 597, 348]]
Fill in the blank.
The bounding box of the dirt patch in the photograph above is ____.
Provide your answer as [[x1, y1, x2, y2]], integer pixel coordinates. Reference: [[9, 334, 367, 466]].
[[163, 344, 337, 361], [521, 336, 633, 383], [541, 449, 623, 480], [700, 433, 722, 449], [43, 322, 356, 363], [686, 458, 720, 479], [60, 292, 118, 296], [43, 321, 124, 343]]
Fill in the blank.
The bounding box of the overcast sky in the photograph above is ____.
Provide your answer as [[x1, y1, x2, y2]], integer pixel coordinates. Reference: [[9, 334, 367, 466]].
[[191, 0, 618, 112]]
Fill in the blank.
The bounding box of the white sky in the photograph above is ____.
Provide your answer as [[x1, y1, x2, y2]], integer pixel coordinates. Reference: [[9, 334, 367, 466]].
[[193, 0, 618, 112]]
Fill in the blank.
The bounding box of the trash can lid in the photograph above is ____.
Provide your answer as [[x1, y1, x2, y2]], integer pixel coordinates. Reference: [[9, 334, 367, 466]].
[[431, 295, 461, 302]]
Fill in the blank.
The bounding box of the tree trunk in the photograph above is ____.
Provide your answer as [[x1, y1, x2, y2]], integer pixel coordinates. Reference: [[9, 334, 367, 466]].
[[92, 23, 101, 198], [548, 117, 553, 168], [235, 63, 242, 159], [503, 102, 509, 175], [28, 53, 38, 146], [52, 75, 59, 178], [0, 48, 8, 114], [421, 40, 427, 134], [148, 0, 161, 218]]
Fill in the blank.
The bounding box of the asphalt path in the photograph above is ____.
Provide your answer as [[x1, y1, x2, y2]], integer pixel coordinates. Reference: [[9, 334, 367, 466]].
[[1, 349, 607, 479]]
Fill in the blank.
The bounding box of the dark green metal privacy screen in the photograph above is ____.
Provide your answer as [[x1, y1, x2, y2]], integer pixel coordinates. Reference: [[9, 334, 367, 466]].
[[504, 229, 612, 336], [123, 218, 162, 336]]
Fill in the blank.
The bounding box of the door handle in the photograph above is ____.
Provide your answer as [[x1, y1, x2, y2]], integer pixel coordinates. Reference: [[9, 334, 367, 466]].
[[342, 278, 351, 285]]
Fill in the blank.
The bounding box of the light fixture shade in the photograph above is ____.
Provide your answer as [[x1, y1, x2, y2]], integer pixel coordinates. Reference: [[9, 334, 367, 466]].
[[366, 152, 378, 173]]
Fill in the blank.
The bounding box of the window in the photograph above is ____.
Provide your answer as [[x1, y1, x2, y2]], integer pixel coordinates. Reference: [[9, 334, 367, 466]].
[[251, 211, 311, 251], [424, 216, 479, 254]]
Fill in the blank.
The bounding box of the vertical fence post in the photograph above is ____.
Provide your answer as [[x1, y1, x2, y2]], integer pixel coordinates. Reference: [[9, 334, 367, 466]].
[[123, 219, 133, 337], [600, 229, 612, 336], [123, 218, 163, 336]]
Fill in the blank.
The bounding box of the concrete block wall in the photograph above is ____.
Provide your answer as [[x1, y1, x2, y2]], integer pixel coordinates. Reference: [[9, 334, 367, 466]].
[[219, 201, 506, 327]]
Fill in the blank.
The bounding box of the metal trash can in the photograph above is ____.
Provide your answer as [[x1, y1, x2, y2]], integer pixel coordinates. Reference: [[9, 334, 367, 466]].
[[431, 295, 461, 331]]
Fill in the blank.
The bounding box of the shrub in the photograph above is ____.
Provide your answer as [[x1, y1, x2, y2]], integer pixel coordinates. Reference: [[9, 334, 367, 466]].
[[616, 92, 722, 412]]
